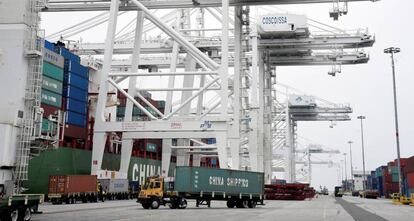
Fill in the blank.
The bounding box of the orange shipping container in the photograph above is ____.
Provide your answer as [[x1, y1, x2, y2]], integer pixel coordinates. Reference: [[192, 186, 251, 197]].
[[49, 175, 97, 194]]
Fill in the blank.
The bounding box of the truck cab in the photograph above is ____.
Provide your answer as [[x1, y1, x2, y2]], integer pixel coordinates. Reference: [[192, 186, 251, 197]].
[[138, 176, 186, 210]]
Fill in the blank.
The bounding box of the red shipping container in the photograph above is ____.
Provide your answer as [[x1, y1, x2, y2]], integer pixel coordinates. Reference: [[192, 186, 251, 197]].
[[48, 175, 97, 195], [407, 172, 414, 188], [397, 158, 408, 167], [383, 174, 392, 183], [41, 104, 60, 117], [404, 156, 414, 173], [388, 161, 396, 167], [64, 124, 87, 139]]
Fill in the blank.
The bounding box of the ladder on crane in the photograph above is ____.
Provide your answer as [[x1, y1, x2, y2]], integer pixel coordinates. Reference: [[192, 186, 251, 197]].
[[13, 0, 45, 190]]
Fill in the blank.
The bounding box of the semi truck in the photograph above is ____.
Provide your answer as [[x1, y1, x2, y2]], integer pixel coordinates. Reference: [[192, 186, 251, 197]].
[[138, 166, 264, 209], [334, 186, 344, 197]]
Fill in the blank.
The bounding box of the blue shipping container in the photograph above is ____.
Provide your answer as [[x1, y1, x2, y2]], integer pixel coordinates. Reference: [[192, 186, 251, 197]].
[[64, 60, 89, 79], [207, 138, 216, 144], [44, 40, 55, 51], [60, 47, 80, 63], [66, 111, 86, 127], [63, 85, 88, 102], [64, 72, 89, 90], [66, 98, 87, 115], [129, 181, 140, 192], [378, 176, 384, 197]]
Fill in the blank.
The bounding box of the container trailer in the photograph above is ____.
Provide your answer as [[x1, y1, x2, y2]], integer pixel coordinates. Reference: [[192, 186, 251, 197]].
[[137, 166, 264, 209], [48, 175, 101, 204], [98, 179, 129, 200]]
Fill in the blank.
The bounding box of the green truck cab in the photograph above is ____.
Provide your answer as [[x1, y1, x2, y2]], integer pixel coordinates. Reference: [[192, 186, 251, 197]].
[[137, 166, 265, 209]]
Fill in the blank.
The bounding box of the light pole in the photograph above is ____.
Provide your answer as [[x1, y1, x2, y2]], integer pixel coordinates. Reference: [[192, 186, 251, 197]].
[[384, 47, 403, 196], [357, 115, 367, 191], [348, 141, 354, 191], [343, 153, 347, 190]]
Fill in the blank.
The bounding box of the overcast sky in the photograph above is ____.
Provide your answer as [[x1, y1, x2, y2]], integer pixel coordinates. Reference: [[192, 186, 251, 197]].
[[41, 0, 413, 190]]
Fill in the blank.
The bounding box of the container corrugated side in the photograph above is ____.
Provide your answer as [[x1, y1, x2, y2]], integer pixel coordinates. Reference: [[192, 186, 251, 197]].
[[44, 40, 55, 52], [60, 47, 80, 63], [41, 104, 59, 117], [99, 179, 129, 193], [49, 175, 97, 194], [64, 60, 89, 79], [43, 61, 64, 82], [174, 166, 264, 196], [66, 111, 87, 127], [63, 85, 88, 103], [41, 118, 50, 133], [42, 75, 63, 94], [65, 98, 87, 115], [41, 89, 62, 108], [64, 71, 89, 90]]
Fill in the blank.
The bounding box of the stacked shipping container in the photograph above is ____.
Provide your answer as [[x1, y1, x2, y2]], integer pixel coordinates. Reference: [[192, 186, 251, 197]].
[[41, 44, 65, 136], [115, 91, 165, 160], [368, 157, 414, 198], [43, 40, 90, 147], [404, 156, 414, 196]]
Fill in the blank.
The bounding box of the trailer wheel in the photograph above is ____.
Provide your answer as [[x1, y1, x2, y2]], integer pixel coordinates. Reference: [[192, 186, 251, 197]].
[[150, 199, 160, 209], [248, 201, 257, 208], [11, 209, 18, 221], [168, 203, 177, 209], [0, 209, 18, 221], [17, 207, 31, 221], [178, 199, 187, 209], [226, 200, 235, 208], [236, 200, 248, 208]]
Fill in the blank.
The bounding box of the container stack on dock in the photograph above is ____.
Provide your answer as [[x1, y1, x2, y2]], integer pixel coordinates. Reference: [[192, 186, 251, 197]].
[[41, 42, 65, 136], [365, 156, 414, 198], [264, 183, 315, 201], [404, 156, 414, 196]]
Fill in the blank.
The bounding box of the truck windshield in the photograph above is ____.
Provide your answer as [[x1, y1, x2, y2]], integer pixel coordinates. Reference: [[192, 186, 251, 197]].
[[142, 182, 149, 190]]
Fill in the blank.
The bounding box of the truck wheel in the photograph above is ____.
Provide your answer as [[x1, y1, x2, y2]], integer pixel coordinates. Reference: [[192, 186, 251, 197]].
[[226, 200, 235, 208], [150, 199, 160, 209], [17, 207, 31, 221], [248, 201, 257, 208]]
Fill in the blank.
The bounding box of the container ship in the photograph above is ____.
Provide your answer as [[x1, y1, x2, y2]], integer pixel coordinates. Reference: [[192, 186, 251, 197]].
[[23, 40, 218, 196]]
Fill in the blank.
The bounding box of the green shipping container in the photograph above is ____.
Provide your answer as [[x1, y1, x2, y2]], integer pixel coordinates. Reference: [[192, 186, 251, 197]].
[[43, 61, 64, 82], [392, 174, 399, 182], [24, 147, 176, 195], [41, 89, 62, 108], [42, 75, 63, 94], [41, 118, 49, 133], [174, 166, 264, 196], [389, 166, 399, 174]]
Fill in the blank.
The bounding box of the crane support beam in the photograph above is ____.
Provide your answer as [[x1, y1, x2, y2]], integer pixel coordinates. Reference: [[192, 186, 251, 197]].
[[43, 0, 377, 12]]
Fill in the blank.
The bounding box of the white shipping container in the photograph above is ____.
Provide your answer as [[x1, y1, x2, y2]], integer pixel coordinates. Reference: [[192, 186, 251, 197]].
[[99, 179, 129, 193], [258, 14, 308, 37], [288, 95, 316, 107]]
